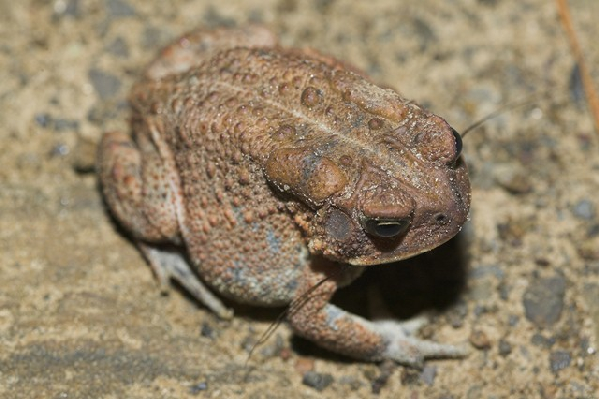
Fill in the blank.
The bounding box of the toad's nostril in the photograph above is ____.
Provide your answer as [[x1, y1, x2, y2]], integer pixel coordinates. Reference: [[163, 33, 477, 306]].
[[434, 213, 448, 225]]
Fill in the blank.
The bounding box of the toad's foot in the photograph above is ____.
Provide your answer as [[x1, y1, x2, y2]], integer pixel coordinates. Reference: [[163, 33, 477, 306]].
[[373, 317, 469, 369], [139, 242, 233, 320]]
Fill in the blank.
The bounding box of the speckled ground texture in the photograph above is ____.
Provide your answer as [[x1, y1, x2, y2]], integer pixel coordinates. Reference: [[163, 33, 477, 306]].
[[2, 0, 599, 398]]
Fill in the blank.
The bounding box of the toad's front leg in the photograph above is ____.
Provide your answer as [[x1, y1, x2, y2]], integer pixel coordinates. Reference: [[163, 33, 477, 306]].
[[288, 260, 468, 367]]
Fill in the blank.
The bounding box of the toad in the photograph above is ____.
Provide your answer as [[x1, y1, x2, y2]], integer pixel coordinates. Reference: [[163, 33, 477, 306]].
[[99, 26, 470, 367]]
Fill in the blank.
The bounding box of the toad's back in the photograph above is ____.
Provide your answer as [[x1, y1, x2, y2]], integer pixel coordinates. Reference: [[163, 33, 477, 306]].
[[129, 41, 469, 265]]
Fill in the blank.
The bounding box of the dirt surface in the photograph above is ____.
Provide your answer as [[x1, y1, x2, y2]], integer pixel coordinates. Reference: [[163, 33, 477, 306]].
[[2, 0, 599, 398]]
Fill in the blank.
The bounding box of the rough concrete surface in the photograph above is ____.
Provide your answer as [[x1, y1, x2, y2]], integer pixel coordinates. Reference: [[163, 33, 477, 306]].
[[2, 0, 599, 398]]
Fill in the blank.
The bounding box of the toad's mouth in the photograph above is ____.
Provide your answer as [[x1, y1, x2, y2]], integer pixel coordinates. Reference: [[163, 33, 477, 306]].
[[346, 222, 465, 266]]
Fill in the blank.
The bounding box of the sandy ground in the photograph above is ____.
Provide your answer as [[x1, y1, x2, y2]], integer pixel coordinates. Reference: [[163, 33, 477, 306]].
[[2, 0, 599, 398]]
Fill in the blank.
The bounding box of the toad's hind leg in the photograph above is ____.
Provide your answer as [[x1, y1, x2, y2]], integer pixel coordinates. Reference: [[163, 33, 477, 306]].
[[146, 25, 278, 80], [99, 131, 232, 319]]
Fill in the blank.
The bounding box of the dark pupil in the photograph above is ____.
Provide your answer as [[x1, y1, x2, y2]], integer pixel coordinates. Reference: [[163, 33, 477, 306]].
[[365, 219, 409, 238], [452, 128, 463, 158]]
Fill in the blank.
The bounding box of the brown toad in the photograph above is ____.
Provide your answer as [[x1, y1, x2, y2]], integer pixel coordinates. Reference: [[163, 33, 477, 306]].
[[99, 26, 470, 366]]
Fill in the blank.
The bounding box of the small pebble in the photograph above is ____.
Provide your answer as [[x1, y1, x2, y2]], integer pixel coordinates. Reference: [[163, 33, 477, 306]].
[[578, 238, 599, 260], [294, 357, 314, 373], [53, 0, 80, 17], [572, 199, 595, 221], [531, 333, 556, 349], [240, 336, 256, 352], [549, 350, 571, 372], [260, 334, 285, 357], [495, 164, 533, 194], [53, 118, 79, 132], [200, 322, 217, 339], [469, 264, 504, 280], [467, 385, 483, 399], [189, 382, 207, 394], [498, 340, 512, 356], [586, 223, 599, 237], [49, 143, 70, 158], [302, 371, 334, 392], [72, 137, 97, 174], [34, 114, 79, 132], [497, 281, 511, 301], [420, 365, 437, 386], [142, 26, 172, 49], [88, 68, 122, 100], [497, 220, 526, 246], [399, 369, 421, 386], [469, 280, 495, 302], [279, 347, 292, 361], [534, 257, 551, 267], [469, 329, 492, 350], [87, 103, 121, 125], [35, 113, 51, 128], [569, 63, 585, 108], [105, 37, 129, 58], [447, 299, 468, 328], [411, 17, 436, 50], [106, 0, 136, 16], [523, 276, 566, 327], [338, 375, 362, 390]]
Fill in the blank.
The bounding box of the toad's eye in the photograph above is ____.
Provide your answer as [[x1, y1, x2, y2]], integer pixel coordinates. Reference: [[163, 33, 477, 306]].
[[451, 128, 463, 163], [363, 218, 411, 238]]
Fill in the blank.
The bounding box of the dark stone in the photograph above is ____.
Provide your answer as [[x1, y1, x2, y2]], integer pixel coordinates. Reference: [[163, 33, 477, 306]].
[[35, 113, 51, 128], [88, 68, 122, 100], [411, 17, 437, 50], [105, 37, 129, 58], [202, 6, 236, 28], [189, 381, 207, 394], [508, 314, 519, 327], [315, 0, 336, 13], [523, 276, 566, 327], [200, 323, 217, 340], [54, 0, 81, 17], [469, 264, 504, 280], [142, 26, 173, 49], [498, 280, 512, 300], [569, 63, 585, 108], [572, 199, 595, 221], [49, 143, 70, 158], [302, 371, 334, 391], [420, 366, 437, 386], [549, 350, 571, 372], [587, 223, 599, 237], [34, 113, 79, 132], [52, 118, 80, 132], [106, 0, 136, 16], [531, 333, 556, 349], [447, 299, 468, 328], [498, 340, 512, 356], [337, 375, 362, 390]]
